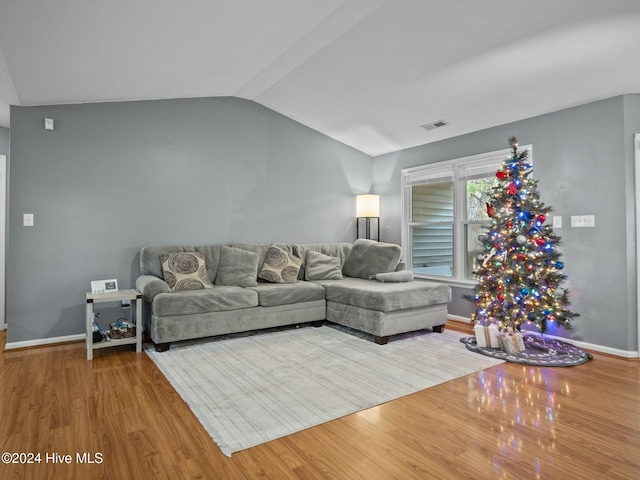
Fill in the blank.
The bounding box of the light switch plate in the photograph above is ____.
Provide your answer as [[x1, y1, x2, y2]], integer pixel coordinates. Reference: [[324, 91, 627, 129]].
[[23, 213, 34, 226], [44, 118, 54, 131]]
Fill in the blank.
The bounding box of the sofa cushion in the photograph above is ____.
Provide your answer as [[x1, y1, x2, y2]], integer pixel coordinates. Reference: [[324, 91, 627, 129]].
[[315, 277, 451, 312], [247, 281, 326, 307], [152, 286, 259, 316], [194, 244, 222, 284], [161, 252, 214, 292], [258, 245, 302, 284], [341, 239, 402, 279], [305, 251, 343, 281], [215, 246, 260, 287]]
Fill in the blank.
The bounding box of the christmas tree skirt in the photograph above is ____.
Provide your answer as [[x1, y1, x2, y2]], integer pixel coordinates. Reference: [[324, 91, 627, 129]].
[[460, 335, 592, 367]]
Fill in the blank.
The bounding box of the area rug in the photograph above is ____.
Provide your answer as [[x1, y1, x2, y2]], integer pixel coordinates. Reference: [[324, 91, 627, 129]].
[[460, 334, 593, 366], [146, 325, 504, 456]]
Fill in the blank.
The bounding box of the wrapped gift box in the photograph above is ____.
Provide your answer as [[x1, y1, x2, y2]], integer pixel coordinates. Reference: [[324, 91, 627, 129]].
[[498, 331, 525, 353], [473, 323, 500, 348], [513, 331, 525, 351]]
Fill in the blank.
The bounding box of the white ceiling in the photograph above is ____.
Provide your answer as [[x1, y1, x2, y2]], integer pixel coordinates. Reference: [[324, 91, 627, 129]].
[[1, 0, 639, 156]]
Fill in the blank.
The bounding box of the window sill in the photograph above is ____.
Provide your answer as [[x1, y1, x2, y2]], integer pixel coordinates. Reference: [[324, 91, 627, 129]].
[[413, 274, 477, 289]]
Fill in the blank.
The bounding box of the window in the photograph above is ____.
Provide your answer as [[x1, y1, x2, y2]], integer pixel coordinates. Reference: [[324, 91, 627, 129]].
[[401, 146, 531, 286]]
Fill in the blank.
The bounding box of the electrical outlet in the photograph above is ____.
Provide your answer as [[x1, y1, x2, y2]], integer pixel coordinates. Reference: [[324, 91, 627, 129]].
[[570, 215, 595, 228]]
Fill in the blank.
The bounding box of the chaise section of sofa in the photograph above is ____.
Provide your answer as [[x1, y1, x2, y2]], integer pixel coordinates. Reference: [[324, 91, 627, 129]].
[[305, 239, 452, 344], [315, 277, 451, 344]]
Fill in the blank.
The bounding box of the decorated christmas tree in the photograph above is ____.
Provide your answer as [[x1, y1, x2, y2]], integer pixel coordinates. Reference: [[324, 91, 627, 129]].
[[471, 138, 579, 334]]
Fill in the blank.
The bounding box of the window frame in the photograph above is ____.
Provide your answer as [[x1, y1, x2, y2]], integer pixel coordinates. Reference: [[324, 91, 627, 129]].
[[401, 145, 532, 288]]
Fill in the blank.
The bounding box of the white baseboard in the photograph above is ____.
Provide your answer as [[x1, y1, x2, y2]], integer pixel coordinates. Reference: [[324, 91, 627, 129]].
[[4, 333, 86, 351], [447, 315, 639, 358]]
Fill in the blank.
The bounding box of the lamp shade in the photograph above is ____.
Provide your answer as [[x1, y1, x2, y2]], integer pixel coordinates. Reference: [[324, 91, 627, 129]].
[[356, 194, 380, 217]]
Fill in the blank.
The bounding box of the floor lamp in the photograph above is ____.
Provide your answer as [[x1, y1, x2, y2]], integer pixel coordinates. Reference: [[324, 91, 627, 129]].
[[356, 194, 380, 241]]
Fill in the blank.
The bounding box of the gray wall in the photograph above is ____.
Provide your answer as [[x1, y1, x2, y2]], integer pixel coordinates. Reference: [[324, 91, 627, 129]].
[[8, 97, 372, 343], [0, 127, 8, 154], [373, 95, 638, 352], [1, 127, 7, 329]]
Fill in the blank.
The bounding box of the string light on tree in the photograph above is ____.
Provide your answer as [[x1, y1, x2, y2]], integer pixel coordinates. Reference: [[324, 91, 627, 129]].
[[470, 137, 579, 333]]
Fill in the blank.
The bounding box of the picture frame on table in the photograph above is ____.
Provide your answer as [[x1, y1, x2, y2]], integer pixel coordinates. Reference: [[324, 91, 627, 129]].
[[91, 279, 118, 294]]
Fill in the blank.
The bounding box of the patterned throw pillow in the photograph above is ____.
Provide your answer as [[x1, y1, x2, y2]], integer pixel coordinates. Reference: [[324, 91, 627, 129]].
[[161, 252, 214, 292], [258, 246, 302, 284]]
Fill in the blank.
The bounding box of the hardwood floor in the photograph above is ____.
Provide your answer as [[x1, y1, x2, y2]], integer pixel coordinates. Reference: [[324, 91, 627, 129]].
[[1, 322, 639, 480]]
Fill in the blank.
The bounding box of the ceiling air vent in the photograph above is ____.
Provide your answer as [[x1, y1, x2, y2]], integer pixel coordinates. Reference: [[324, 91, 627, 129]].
[[420, 119, 449, 131]]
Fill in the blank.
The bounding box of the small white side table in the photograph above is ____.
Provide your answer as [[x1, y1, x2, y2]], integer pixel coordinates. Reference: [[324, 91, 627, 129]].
[[85, 289, 143, 360]]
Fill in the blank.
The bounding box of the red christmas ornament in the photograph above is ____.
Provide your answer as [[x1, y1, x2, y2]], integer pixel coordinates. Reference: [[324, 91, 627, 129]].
[[516, 253, 526, 261], [498, 294, 505, 301], [507, 183, 518, 195], [537, 214, 546, 223], [535, 238, 546, 246], [486, 203, 495, 217], [506, 221, 513, 229], [496, 171, 507, 179]]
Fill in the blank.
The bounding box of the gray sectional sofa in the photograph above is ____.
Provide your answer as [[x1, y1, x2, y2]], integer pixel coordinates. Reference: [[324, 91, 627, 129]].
[[135, 239, 451, 351]]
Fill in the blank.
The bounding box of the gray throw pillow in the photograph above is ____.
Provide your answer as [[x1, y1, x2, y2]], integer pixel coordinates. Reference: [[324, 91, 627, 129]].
[[369, 270, 414, 283], [342, 239, 402, 279], [305, 250, 343, 281], [258, 245, 302, 284], [215, 246, 260, 287], [161, 252, 214, 292]]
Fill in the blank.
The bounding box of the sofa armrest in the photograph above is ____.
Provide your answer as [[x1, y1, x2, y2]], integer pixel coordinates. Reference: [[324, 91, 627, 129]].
[[136, 275, 170, 302]]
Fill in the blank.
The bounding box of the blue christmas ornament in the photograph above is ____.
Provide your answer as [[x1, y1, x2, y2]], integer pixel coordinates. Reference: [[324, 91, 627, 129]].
[[520, 288, 529, 296], [555, 261, 564, 269]]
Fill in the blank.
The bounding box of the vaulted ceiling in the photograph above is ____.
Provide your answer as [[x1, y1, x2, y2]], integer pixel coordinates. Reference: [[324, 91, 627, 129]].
[[1, 0, 639, 156]]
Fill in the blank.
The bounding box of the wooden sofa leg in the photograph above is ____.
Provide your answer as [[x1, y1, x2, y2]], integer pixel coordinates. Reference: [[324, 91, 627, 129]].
[[432, 325, 445, 333], [375, 336, 389, 345], [154, 342, 171, 352], [311, 320, 324, 328]]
